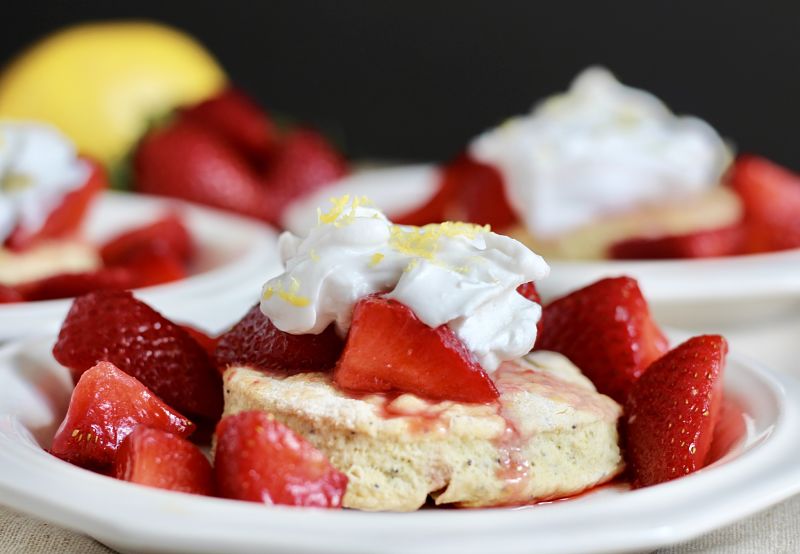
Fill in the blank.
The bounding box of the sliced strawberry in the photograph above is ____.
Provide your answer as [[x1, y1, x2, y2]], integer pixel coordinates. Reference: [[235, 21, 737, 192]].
[[516, 282, 541, 305], [333, 295, 498, 403], [214, 304, 343, 375], [101, 214, 194, 267], [392, 168, 458, 226], [114, 426, 215, 496], [123, 249, 187, 288], [50, 361, 194, 471], [215, 411, 347, 507], [180, 324, 218, 357], [133, 121, 271, 221], [0, 284, 24, 303], [626, 335, 727, 488], [609, 224, 747, 260], [18, 267, 133, 302], [437, 154, 518, 232], [516, 281, 543, 339], [52, 290, 223, 424], [729, 155, 800, 252], [260, 129, 347, 224], [5, 158, 106, 251], [180, 88, 278, 165], [536, 277, 668, 404]]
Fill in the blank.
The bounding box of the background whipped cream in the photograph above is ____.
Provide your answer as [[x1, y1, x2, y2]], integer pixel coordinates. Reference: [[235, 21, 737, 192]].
[[469, 67, 732, 238], [0, 121, 90, 243], [261, 196, 550, 372]]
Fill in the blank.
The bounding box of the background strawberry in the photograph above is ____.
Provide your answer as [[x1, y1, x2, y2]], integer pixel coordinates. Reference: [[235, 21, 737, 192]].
[[609, 224, 747, 259], [259, 129, 347, 225], [333, 295, 498, 403], [729, 155, 800, 252], [214, 303, 344, 375], [52, 290, 223, 425], [536, 277, 669, 403], [133, 120, 271, 220], [114, 426, 215, 496], [439, 154, 518, 232], [17, 267, 133, 302], [100, 214, 193, 267], [215, 411, 347, 507], [50, 361, 194, 471], [626, 335, 727, 488], [180, 87, 278, 166]]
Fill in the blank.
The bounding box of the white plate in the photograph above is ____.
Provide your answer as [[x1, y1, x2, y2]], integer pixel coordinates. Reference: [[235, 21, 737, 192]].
[[1, 337, 799, 554], [286, 165, 800, 327], [0, 192, 283, 340]]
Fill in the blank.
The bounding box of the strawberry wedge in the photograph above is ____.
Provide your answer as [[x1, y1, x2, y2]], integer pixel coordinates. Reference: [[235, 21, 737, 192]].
[[334, 295, 498, 403]]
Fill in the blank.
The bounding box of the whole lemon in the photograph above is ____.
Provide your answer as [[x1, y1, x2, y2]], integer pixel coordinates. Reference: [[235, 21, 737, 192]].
[[0, 21, 226, 167]]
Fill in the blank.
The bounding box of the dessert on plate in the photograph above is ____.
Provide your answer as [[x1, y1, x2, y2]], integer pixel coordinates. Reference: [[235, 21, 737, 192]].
[[0, 120, 197, 303], [405, 67, 800, 260], [45, 196, 732, 511]]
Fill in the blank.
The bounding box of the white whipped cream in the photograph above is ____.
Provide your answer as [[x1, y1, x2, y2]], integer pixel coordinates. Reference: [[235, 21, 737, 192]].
[[261, 196, 550, 372], [470, 67, 731, 238], [0, 121, 90, 243]]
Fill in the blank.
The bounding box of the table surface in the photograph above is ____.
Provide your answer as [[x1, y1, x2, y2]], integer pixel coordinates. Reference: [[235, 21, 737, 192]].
[[2, 311, 800, 553]]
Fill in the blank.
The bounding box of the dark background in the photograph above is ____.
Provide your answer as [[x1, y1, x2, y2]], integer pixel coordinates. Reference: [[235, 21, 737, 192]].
[[4, 1, 799, 168]]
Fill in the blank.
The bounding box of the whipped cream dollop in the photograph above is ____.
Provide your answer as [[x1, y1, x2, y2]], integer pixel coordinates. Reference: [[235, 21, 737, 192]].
[[470, 67, 731, 238], [261, 196, 550, 372], [0, 121, 90, 243]]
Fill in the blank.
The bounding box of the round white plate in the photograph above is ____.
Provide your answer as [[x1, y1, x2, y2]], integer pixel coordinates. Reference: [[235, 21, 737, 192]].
[[286, 165, 800, 327], [0, 192, 283, 340], [1, 337, 799, 554]]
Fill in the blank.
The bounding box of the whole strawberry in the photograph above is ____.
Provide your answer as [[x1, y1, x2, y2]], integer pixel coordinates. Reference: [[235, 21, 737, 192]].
[[180, 88, 278, 165], [52, 290, 223, 424], [260, 129, 347, 225], [133, 120, 271, 220], [214, 303, 344, 375], [536, 277, 668, 403], [626, 335, 727, 488]]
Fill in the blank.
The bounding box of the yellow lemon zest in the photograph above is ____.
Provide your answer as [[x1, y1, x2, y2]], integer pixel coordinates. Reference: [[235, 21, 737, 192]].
[[389, 221, 489, 260], [369, 252, 385, 267], [264, 277, 311, 307], [309, 249, 320, 262], [318, 194, 351, 225]]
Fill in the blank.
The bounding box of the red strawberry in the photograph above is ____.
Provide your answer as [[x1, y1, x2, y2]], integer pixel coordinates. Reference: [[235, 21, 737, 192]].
[[536, 277, 669, 404], [50, 361, 194, 470], [133, 121, 270, 221], [516, 281, 544, 339], [18, 267, 133, 302], [114, 426, 215, 496], [392, 168, 458, 226], [52, 290, 223, 424], [101, 214, 194, 267], [0, 284, 23, 303], [729, 155, 800, 252], [609, 224, 747, 260], [180, 88, 278, 165], [5, 158, 106, 251], [438, 154, 518, 232], [260, 129, 347, 224], [215, 411, 347, 507], [180, 324, 218, 357], [214, 304, 343, 375], [123, 249, 187, 288], [626, 335, 727, 488], [333, 295, 498, 403]]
